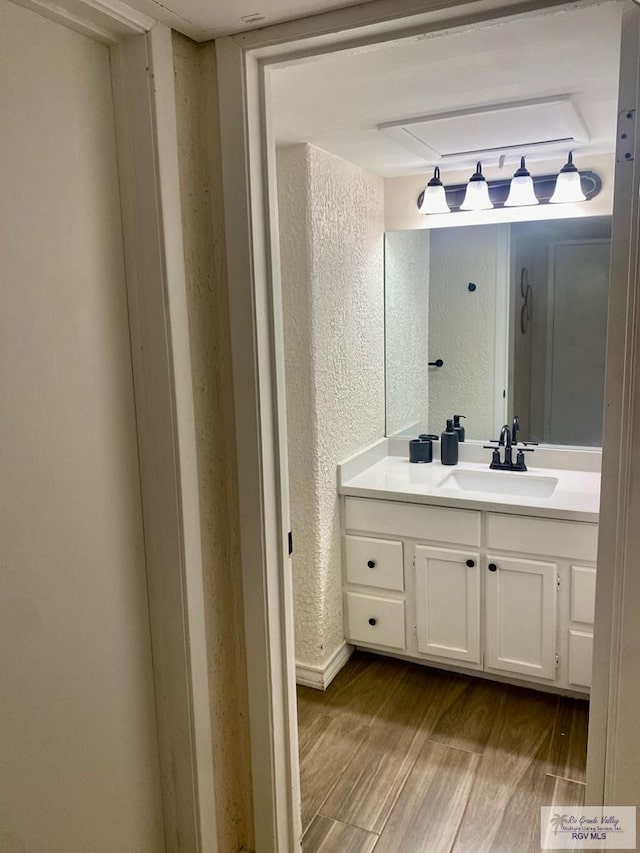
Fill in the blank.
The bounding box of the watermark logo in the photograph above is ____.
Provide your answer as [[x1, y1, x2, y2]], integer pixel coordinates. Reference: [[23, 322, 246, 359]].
[[541, 806, 636, 849]]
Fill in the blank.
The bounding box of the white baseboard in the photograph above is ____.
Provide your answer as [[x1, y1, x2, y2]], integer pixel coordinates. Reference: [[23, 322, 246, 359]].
[[295, 642, 353, 691]]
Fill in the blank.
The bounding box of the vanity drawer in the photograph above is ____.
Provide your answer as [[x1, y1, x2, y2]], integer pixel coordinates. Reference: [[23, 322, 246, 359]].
[[486, 513, 598, 561], [344, 497, 481, 547], [568, 629, 593, 689], [571, 565, 596, 624], [346, 592, 406, 650], [345, 535, 404, 591]]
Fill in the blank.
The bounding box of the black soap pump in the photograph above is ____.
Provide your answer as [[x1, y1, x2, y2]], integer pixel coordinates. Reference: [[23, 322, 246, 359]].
[[452, 414, 466, 443], [441, 419, 459, 466]]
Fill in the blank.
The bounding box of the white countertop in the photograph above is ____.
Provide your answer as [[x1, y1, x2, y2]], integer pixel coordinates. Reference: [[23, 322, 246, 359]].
[[338, 456, 600, 523]]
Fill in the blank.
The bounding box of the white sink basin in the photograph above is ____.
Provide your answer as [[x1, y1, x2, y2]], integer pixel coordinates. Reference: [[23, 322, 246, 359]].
[[437, 468, 559, 498]]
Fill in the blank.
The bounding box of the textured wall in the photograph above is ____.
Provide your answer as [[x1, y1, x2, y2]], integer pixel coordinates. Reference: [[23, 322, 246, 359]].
[[385, 230, 430, 435], [428, 225, 506, 440], [278, 144, 385, 669], [172, 33, 254, 852]]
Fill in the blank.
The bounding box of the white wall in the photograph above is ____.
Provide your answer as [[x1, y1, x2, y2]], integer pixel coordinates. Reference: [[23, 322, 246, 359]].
[[428, 225, 507, 439], [0, 2, 163, 849], [385, 231, 430, 435], [277, 143, 385, 670]]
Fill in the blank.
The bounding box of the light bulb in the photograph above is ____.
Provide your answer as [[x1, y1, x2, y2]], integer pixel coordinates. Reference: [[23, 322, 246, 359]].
[[504, 157, 539, 207], [418, 166, 450, 214], [460, 162, 493, 211], [550, 152, 586, 204]]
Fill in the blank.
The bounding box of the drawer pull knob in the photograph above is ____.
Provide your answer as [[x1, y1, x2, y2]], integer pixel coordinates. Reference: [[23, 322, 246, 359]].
[[466, 559, 475, 568], [368, 617, 377, 626], [488, 563, 498, 572], [367, 560, 376, 569]]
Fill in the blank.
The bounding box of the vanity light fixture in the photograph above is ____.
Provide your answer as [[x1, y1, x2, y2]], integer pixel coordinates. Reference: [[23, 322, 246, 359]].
[[417, 154, 600, 214], [549, 151, 586, 203], [460, 162, 494, 211], [418, 167, 451, 214], [504, 157, 539, 207]]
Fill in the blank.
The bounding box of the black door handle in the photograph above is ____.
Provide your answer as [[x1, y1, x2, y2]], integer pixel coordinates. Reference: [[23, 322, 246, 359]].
[[429, 359, 444, 368], [488, 563, 498, 572]]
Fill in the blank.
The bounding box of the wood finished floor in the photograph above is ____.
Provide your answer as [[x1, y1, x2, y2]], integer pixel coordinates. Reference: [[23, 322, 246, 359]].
[[297, 652, 588, 853]]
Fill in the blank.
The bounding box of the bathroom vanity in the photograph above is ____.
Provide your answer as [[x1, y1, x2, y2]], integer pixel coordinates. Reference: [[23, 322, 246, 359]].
[[339, 443, 600, 695]]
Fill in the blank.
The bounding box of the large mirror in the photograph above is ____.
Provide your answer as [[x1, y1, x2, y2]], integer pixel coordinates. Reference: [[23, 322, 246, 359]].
[[385, 217, 611, 446]]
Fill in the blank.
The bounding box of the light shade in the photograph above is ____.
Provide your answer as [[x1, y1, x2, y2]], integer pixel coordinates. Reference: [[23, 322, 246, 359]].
[[549, 152, 586, 204], [460, 162, 493, 211], [504, 157, 539, 207], [419, 167, 451, 214]]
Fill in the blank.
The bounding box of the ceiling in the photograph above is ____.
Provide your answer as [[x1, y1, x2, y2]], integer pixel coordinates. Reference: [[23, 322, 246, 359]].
[[116, 0, 369, 41], [270, 1, 624, 178]]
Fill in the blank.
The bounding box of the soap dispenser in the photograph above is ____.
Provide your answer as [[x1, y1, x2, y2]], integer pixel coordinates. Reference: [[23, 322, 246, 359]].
[[452, 414, 466, 442], [441, 419, 459, 466]]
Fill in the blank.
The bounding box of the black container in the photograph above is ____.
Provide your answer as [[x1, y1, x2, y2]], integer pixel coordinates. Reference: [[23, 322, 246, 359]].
[[452, 414, 466, 443], [409, 438, 433, 463], [440, 419, 459, 465]]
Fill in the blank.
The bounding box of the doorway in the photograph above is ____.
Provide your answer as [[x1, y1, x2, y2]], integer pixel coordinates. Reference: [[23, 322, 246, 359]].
[[217, 1, 640, 850]]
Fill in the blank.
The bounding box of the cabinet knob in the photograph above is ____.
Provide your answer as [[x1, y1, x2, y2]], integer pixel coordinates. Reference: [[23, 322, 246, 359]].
[[367, 559, 376, 569], [368, 617, 377, 626], [466, 559, 475, 568], [488, 562, 498, 572]]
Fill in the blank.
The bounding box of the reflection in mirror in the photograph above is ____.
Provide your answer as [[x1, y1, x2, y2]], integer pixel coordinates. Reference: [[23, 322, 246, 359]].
[[385, 217, 611, 446]]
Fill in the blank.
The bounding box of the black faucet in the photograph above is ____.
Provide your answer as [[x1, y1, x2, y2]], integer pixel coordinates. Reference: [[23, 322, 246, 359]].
[[512, 415, 520, 446], [484, 422, 534, 471]]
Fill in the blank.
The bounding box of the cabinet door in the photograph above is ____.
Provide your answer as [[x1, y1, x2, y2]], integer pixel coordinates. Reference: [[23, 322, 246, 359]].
[[485, 555, 557, 680], [568, 629, 593, 689], [415, 545, 480, 664]]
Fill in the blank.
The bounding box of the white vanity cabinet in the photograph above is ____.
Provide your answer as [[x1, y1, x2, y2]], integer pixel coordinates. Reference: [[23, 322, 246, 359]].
[[342, 496, 598, 695]]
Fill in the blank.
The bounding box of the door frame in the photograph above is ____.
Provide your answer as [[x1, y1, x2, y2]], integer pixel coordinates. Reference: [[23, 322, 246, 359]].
[[217, 0, 640, 849], [7, 1, 218, 850]]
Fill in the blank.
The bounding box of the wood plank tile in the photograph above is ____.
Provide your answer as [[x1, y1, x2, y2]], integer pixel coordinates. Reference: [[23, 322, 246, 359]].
[[320, 666, 469, 833], [548, 698, 589, 784], [528, 775, 586, 853], [297, 685, 330, 746], [302, 815, 378, 853], [317, 652, 410, 726], [483, 724, 554, 853], [542, 774, 586, 807], [299, 711, 369, 832], [373, 741, 480, 853], [427, 677, 508, 755], [297, 654, 411, 831], [452, 686, 558, 853]]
